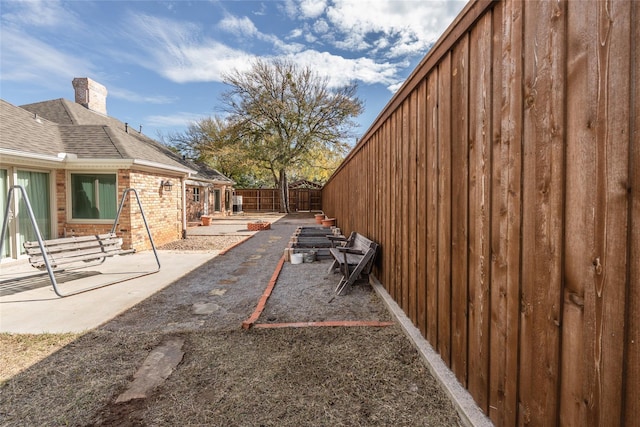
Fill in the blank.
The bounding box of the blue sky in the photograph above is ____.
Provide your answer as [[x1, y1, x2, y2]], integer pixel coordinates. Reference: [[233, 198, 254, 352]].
[[0, 0, 467, 142]]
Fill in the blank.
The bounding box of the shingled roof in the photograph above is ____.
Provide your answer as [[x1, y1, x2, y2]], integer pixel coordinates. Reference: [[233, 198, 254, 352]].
[[0, 99, 64, 158], [2, 91, 235, 188], [183, 159, 235, 185], [13, 98, 190, 171]]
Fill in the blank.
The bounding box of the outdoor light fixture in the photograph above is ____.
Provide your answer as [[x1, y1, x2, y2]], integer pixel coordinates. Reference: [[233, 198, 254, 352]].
[[161, 180, 173, 191]]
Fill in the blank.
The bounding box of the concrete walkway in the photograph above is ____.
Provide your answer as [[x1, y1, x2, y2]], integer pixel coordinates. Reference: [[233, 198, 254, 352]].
[[0, 213, 287, 333], [187, 212, 287, 236]]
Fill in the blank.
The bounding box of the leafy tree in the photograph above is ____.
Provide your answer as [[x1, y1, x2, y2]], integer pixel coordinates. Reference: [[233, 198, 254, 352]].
[[220, 58, 363, 212], [166, 116, 270, 187]]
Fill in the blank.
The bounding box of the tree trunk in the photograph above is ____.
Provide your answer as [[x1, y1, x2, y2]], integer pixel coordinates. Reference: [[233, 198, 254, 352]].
[[279, 170, 289, 213]]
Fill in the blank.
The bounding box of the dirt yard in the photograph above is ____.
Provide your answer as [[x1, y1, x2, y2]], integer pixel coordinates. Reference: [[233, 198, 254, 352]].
[[0, 215, 462, 426]]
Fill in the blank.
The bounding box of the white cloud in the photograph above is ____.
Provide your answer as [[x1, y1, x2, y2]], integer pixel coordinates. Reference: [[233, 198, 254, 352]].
[[145, 111, 209, 128], [281, 0, 300, 19], [288, 28, 304, 38], [287, 0, 466, 59], [218, 15, 259, 37], [313, 19, 330, 34], [118, 14, 254, 83], [284, 50, 401, 90], [299, 0, 327, 18], [1, 0, 81, 29], [219, 13, 303, 54], [0, 27, 91, 84], [108, 87, 176, 105]]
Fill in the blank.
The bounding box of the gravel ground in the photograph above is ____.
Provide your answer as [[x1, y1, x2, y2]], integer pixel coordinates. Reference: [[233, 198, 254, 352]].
[[157, 235, 248, 251]]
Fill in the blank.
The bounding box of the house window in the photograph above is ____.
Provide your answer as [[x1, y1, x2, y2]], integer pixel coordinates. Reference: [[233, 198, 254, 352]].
[[193, 187, 200, 202], [213, 189, 221, 211], [71, 173, 116, 219]]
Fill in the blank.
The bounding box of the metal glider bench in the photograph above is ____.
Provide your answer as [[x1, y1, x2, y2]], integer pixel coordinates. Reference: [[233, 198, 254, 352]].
[[0, 186, 160, 297]]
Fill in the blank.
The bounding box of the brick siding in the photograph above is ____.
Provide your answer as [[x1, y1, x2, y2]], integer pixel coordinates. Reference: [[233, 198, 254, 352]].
[[56, 168, 183, 251]]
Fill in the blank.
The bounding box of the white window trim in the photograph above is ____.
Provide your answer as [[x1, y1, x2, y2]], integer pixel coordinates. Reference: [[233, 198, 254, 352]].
[[66, 170, 118, 224]]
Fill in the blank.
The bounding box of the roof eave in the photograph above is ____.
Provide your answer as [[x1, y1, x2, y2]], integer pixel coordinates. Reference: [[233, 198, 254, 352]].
[[1, 149, 195, 176], [132, 159, 195, 175], [0, 148, 64, 167]]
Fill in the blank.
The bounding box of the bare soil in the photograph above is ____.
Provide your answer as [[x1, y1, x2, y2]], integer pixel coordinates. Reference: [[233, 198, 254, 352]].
[[0, 214, 462, 426]]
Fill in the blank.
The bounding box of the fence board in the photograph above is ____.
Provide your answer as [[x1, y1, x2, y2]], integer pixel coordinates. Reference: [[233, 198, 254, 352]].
[[626, 3, 640, 425], [426, 69, 439, 344], [591, 0, 631, 423], [562, 1, 598, 424], [408, 90, 419, 324], [391, 111, 400, 301], [401, 102, 410, 314], [416, 80, 428, 337], [489, 1, 522, 425], [519, 1, 566, 424], [384, 121, 393, 296], [450, 32, 470, 387], [489, 1, 507, 422], [437, 54, 452, 366], [467, 12, 492, 412]]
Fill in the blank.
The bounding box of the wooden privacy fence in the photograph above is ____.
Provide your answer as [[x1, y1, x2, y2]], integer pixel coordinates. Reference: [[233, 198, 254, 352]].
[[235, 188, 322, 212], [322, 1, 638, 426]]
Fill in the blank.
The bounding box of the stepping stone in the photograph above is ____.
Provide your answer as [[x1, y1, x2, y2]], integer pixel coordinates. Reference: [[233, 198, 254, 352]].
[[115, 338, 184, 403], [241, 261, 258, 267], [193, 302, 220, 314]]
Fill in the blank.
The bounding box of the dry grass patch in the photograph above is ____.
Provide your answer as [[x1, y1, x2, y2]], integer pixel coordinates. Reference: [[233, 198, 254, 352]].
[[1, 327, 461, 426], [0, 333, 81, 384]]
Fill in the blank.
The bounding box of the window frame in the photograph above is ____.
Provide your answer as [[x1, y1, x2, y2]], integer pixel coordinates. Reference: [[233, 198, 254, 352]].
[[67, 171, 118, 223]]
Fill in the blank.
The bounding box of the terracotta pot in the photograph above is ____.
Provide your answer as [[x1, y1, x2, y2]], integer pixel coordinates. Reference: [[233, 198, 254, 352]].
[[315, 214, 325, 224], [201, 215, 212, 226], [321, 218, 336, 228]]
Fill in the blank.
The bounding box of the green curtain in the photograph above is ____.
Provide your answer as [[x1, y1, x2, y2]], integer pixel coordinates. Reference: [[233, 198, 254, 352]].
[[17, 170, 51, 253], [0, 169, 8, 257], [72, 174, 116, 219], [97, 175, 116, 219]]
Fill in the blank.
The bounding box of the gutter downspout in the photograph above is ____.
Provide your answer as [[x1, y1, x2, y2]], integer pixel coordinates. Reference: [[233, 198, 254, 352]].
[[182, 178, 187, 238]]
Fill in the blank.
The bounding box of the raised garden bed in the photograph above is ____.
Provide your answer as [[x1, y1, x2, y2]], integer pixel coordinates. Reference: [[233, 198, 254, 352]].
[[247, 221, 271, 231]]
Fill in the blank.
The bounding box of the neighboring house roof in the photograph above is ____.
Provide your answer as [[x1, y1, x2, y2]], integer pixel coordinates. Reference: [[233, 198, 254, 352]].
[[289, 179, 323, 190], [183, 160, 235, 186]]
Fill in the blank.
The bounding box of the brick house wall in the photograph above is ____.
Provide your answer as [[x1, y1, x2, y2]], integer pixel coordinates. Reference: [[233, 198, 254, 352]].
[[54, 168, 183, 252], [185, 184, 233, 223], [128, 170, 182, 250], [185, 185, 206, 222]]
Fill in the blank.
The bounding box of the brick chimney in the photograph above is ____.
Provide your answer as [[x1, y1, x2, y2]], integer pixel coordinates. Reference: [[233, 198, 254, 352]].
[[72, 77, 107, 115]]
